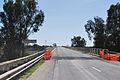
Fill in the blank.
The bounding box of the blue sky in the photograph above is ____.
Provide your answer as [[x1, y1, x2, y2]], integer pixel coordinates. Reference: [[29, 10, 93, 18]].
[[0, 0, 120, 46]]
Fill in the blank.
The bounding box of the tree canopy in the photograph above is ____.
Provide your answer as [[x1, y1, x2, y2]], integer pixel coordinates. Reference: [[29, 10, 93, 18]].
[[84, 16, 106, 48], [0, 0, 44, 60], [84, 3, 120, 52], [106, 3, 120, 52], [71, 36, 86, 47]]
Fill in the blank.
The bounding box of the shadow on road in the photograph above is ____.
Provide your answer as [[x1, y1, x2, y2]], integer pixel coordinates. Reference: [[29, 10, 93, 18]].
[[52, 56, 101, 60]]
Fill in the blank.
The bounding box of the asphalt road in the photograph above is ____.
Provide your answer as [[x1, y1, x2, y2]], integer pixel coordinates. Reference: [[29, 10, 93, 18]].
[[28, 47, 120, 80]]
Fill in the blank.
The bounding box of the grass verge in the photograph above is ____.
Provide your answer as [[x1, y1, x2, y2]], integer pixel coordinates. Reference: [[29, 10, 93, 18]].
[[17, 60, 45, 80]]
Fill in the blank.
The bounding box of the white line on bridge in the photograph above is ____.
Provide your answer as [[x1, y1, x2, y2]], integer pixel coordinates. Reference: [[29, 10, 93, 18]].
[[92, 67, 101, 72]]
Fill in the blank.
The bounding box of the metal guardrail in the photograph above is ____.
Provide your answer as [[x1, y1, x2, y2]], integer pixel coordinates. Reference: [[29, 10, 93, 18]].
[[0, 51, 44, 80], [64, 47, 101, 56], [0, 51, 44, 74]]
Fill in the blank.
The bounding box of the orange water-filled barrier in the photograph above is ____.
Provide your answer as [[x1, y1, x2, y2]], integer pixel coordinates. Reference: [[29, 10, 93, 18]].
[[43, 48, 53, 60], [109, 54, 120, 61], [100, 49, 105, 58], [100, 49, 120, 61]]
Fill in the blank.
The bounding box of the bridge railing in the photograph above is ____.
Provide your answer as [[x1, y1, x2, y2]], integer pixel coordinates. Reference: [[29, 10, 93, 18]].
[[0, 50, 44, 80], [64, 47, 101, 56]]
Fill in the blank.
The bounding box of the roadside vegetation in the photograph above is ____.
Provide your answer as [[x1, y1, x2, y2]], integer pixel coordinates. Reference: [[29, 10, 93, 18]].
[[84, 3, 120, 52], [17, 60, 45, 80], [71, 36, 86, 47], [71, 3, 120, 52], [0, 0, 44, 61]]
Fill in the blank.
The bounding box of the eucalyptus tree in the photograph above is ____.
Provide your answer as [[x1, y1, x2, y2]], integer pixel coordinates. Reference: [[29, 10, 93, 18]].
[[0, 0, 44, 60], [84, 17, 106, 48], [106, 3, 120, 52]]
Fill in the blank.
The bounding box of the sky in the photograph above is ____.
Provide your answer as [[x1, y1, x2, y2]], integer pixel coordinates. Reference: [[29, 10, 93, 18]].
[[0, 0, 120, 46]]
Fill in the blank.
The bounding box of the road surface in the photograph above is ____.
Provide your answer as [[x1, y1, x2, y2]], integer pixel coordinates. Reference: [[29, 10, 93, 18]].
[[28, 47, 120, 80]]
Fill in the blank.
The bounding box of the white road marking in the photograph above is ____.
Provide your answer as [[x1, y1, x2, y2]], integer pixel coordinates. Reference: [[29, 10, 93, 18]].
[[92, 67, 101, 72], [71, 60, 99, 80], [51, 48, 56, 53]]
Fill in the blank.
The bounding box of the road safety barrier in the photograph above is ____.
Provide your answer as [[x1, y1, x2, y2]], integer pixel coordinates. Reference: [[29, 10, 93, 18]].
[[100, 49, 120, 61], [0, 51, 44, 80], [64, 47, 120, 61], [43, 48, 53, 60], [65, 47, 100, 56]]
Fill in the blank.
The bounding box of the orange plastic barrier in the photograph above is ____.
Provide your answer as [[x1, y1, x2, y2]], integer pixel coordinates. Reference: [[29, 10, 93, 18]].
[[100, 49, 104, 58], [100, 49, 120, 61], [43, 48, 53, 60], [103, 54, 109, 60], [109, 54, 120, 61]]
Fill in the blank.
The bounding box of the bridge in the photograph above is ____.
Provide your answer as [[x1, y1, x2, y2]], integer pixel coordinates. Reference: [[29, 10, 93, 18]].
[[28, 47, 120, 80], [0, 47, 120, 80], [0, 0, 119, 80]]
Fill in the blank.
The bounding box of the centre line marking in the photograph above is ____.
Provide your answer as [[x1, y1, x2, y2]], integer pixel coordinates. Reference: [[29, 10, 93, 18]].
[[92, 67, 101, 72]]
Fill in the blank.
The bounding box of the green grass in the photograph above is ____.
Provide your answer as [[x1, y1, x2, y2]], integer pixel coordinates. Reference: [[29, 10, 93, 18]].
[[17, 60, 45, 80]]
